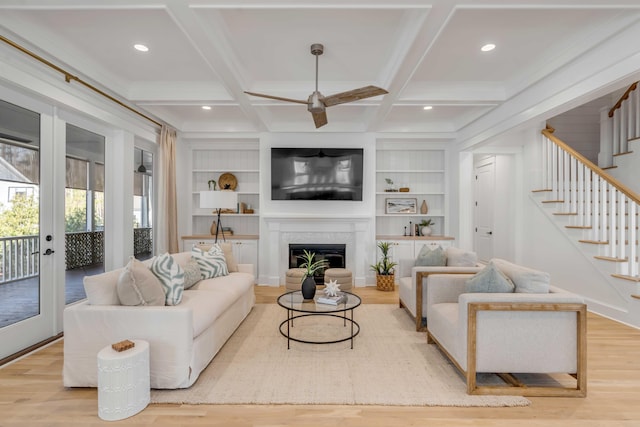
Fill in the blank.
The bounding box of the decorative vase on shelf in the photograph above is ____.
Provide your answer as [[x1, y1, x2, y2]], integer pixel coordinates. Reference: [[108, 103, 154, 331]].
[[301, 276, 317, 300], [421, 226, 432, 236], [420, 200, 428, 214]]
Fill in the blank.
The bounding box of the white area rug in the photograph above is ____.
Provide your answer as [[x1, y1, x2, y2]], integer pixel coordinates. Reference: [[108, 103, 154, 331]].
[[151, 304, 530, 406]]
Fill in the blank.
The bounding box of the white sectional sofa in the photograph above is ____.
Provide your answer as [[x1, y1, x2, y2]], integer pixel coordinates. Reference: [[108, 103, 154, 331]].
[[425, 259, 587, 397], [63, 251, 255, 389]]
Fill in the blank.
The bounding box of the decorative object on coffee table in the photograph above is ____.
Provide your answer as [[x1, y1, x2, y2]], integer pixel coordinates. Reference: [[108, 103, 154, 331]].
[[298, 249, 328, 300], [324, 279, 341, 296], [370, 241, 397, 291]]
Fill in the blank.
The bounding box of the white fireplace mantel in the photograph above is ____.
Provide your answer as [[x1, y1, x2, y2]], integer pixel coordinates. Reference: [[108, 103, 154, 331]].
[[259, 214, 374, 286]]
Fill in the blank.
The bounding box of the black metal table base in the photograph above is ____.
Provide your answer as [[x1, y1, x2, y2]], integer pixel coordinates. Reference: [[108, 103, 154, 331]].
[[279, 310, 360, 349]]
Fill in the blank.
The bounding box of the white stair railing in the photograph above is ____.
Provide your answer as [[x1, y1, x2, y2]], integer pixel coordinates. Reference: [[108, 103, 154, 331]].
[[541, 126, 640, 284], [608, 82, 640, 158]]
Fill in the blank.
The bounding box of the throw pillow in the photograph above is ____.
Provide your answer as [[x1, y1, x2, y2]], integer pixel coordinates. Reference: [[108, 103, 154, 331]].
[[446, 247, 478, 267], [415, 245, 447, 267], [117, 257, 165, 306], [191, 245, 229, 279], [219, 242, 239, 272], [465, 261, 515, 293], [83, 269, 122, 305], [150, 253, 185, 305], [491, 258, 550, 293], [183, 258, 202, 289]]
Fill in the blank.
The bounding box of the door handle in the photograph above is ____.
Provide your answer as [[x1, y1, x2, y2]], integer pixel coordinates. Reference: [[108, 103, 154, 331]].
[[43, 248, 55, 255], [486, 231, 493, 235]]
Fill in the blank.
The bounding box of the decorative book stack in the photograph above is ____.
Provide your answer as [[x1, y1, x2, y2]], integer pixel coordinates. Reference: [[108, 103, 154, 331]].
[[316, 293, 348, 306]]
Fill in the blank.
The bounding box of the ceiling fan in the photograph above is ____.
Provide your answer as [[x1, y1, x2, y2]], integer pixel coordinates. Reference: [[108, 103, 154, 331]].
[[244, 43, 388, 128]]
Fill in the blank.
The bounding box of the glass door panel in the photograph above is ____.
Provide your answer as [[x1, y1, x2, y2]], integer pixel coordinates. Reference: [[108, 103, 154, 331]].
[[0, 98, 55, 360], [65, 124, 105, 305]]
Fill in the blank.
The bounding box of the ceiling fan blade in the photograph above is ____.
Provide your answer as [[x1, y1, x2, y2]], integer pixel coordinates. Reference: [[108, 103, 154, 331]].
[[323, 86, 388, 107], [312, 111, 328, 128], [244, 91, 308, 105]]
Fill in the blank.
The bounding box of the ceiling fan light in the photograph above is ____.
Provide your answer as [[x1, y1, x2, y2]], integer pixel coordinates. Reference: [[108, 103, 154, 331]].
[[307, 91, 325, 114]]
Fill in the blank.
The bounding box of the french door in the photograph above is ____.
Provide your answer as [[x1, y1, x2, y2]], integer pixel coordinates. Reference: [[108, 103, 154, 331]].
[[0, 96, 59, 360]]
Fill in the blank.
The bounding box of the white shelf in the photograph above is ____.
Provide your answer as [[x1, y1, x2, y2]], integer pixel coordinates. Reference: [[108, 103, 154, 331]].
[[376, 192, 445, 195], [376, 169, 444, 173], [193, 169, 260, 173], [192, 191, 259, 195]]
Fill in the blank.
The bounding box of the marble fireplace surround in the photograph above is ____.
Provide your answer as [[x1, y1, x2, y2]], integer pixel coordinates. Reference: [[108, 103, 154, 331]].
[[262, 215, 372, 287]]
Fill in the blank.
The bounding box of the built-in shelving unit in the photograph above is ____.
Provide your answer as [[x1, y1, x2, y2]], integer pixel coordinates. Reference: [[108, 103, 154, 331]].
[[189, 140, 260, 237], [375, 140, 449, 237]]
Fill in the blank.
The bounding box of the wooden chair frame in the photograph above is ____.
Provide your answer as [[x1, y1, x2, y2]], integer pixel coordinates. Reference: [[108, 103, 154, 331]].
[[428, 302, 587, 397]]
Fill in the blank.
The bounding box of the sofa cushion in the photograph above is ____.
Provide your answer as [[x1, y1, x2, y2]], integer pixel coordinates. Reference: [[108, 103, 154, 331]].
[[492, 258, 550, 293], [465, 261, 515, 293], [192, 245, 229, 279], [415, 245, 446, 267], [83, 269, 121, 305], [183, 258, 201, 290], [117, 257, 165, 306], [446, 247, 478, 267], [150, 253, 185, 305]]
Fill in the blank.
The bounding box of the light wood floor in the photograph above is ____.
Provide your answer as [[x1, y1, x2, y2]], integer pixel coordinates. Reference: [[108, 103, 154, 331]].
[[2, 285, 640, 426]]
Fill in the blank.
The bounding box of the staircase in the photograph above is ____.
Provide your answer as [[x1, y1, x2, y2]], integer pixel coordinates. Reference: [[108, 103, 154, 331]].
[[533, 125, 640, 304]]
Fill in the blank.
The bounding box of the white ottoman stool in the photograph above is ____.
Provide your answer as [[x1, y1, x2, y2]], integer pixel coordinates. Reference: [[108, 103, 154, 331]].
[[97, 339, 150, 421], [324, 268, 353, 291]]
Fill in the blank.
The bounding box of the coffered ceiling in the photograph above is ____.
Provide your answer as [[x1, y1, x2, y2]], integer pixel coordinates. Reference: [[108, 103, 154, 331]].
[[1, 0, 640, 137]]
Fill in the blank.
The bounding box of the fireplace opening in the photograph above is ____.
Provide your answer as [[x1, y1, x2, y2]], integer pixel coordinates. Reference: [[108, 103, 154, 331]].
[[289, 243, 346, 285]]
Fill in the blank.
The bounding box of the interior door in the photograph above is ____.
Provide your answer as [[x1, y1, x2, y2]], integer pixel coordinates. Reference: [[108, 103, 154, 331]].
[[0, 98, 57, 360], [474, 158, 495, 263]]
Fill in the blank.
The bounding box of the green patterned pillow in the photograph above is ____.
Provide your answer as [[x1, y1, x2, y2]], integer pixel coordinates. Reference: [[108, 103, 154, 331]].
[[150, 253, 185, 305], [191, 245, 229, 279]]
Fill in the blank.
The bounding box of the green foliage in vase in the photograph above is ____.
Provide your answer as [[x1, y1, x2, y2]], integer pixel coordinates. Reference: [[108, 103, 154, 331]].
[[298, 249, 329, 280]]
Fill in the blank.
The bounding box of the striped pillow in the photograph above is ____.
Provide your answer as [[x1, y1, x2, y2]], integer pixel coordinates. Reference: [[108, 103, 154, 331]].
[[150, 253, 185, 306], [191, 245, 229, 279]]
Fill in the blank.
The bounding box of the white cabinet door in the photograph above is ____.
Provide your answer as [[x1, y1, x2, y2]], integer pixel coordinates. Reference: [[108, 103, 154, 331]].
[[231, 240, 258, 275]]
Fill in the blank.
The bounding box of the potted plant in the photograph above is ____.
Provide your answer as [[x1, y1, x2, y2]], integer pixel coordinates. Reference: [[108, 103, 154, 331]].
[[370, 241, 397, 291], [384, 178, 397, 192], [419, 219, 434, 236], [298, 249, 328, 300]]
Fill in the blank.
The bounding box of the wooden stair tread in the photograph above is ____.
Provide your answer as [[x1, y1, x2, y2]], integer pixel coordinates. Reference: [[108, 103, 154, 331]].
[[613, 151, 634, 157], [578, 240, 608, 244], [566, 225, 591, 229], [629, 136, 640, 143], [632, 294, 640, 299], [531, 189, 552, 193], [612, 274, 640, 283], [553, 212, 578, 216], [594, 255, 628, 262], [542, 200, 563, 203], [602, 165, 618, 170]]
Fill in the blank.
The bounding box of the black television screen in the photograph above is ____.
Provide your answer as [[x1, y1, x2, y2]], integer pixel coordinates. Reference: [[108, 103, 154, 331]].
[[271, 148, 363, 201]]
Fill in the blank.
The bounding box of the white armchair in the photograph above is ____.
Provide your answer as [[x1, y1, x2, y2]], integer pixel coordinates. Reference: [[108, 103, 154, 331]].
[[425, 270, 587, 397], [397, 246, 482, 331]]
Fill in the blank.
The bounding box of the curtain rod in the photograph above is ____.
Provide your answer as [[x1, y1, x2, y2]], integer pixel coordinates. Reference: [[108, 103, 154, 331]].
[[0, 35, 163, 128]]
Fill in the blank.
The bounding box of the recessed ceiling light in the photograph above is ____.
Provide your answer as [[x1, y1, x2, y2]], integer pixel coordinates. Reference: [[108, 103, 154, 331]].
[[202, 106, 212, 110], [423, 106, 433, 110], [134, 44, 149, 52], [481, 43, 496, 52]]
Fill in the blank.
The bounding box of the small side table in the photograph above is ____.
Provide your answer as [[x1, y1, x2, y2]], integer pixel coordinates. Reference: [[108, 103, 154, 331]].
[[97, 339, 150, 421]]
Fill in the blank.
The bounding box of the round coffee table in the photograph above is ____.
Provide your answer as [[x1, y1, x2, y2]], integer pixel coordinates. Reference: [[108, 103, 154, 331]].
[[277, 290, 361, 349]]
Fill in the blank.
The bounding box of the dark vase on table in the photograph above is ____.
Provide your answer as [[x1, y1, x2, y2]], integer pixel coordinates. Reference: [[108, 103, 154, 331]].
[[301, 276, 316, 300]]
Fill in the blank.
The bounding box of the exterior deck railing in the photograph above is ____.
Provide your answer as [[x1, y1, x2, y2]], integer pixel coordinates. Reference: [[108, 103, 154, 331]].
[[0, 228, 152, 284]]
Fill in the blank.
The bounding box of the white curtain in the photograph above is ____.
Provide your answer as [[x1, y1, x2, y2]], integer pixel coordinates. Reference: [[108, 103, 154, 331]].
[[156, 125, 179, 254]]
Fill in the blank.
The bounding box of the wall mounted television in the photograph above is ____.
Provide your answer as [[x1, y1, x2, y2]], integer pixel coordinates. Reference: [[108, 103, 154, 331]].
[[271, 147, 363, 201]]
